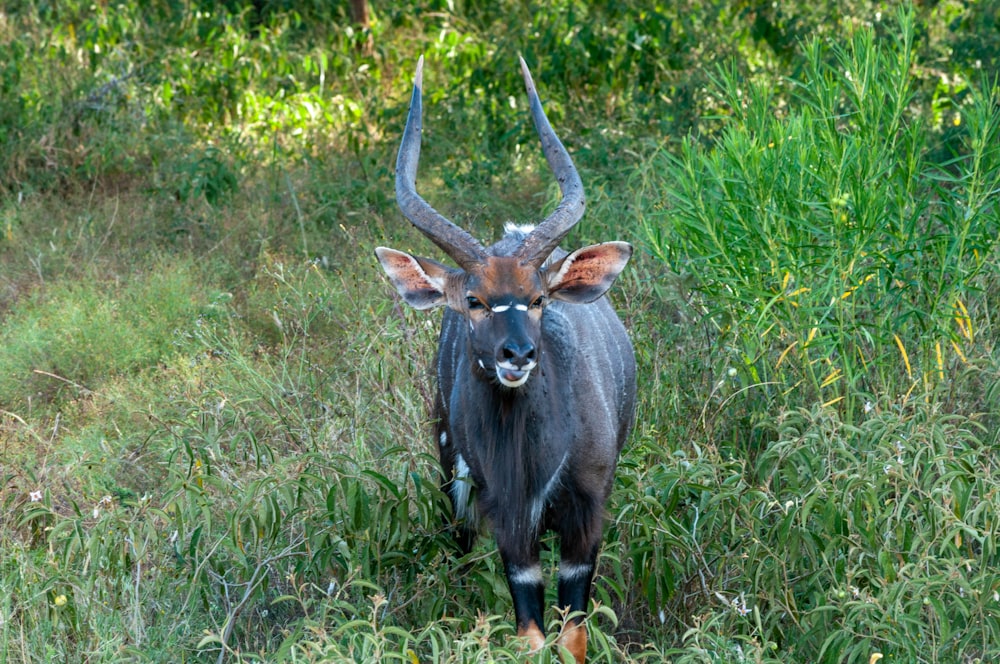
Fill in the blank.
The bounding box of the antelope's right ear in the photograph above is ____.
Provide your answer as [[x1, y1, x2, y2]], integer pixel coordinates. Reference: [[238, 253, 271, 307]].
[[375, 247, 454, 310]]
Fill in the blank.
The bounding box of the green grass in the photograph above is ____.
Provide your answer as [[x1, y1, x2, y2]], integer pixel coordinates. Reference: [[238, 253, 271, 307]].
[[2, 2, 1000, 662], [0, 257, 210, 410]]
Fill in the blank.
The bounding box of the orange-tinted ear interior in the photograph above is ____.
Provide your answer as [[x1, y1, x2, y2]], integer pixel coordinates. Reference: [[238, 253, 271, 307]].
[[544, 241, 633, 304], [375, 247, 454, 310]]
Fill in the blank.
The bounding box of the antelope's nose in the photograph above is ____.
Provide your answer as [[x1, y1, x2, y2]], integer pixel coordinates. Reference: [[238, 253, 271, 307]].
[[500, 341, 536, 368]]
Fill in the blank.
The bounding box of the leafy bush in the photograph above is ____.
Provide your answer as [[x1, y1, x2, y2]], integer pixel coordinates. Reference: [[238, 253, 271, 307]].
[[629, 8, 1000, 662], [639, 9, 1000, 425]]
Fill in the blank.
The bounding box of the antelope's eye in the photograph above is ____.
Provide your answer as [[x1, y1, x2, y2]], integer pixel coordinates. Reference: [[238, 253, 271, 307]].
[[466, 296, 485, 311], [530, 296, 545, 309]]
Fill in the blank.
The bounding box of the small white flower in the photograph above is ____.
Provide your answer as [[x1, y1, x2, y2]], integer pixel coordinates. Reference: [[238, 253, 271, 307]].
[[29, 490, 42, 502], [734, 593, 752, 616], [716, 591, 752, 616], [864, 401, 873, 414]]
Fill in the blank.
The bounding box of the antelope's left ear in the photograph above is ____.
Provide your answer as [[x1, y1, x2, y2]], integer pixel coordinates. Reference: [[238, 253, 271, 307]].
[[375, 247, 456, 310], [544, 241, 633, 304]]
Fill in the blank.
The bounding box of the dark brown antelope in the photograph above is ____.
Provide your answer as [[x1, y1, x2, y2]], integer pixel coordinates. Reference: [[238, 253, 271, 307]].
[[375, 56, 636, 663]]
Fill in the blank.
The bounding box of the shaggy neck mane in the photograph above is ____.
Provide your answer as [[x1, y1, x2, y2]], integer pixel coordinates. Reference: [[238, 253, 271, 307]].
[[474, 385, 547, 553]]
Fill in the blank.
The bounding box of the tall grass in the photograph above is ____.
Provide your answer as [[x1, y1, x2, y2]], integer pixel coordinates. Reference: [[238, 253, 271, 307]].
[[627, 8, 1000, 662], [639, 10, 1000, 429]]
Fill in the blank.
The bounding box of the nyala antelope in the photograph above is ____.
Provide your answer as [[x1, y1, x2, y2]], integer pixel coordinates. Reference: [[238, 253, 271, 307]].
[[375, 56, 636, 663]]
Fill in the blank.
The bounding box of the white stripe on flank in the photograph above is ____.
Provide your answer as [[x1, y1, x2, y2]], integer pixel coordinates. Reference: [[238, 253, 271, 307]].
[[530, 452, 568, 529], [508, 564, 543, 586], [452, 455, 472, 521], [439, 431, 448, 447]]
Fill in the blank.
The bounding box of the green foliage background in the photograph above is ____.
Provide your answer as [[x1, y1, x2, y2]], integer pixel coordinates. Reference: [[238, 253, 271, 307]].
[[2, 1, 999, 662]]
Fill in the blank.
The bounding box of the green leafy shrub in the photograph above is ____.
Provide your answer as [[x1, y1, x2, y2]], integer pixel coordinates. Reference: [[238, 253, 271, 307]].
[[639, 10, 1000, 424], [630, 9, 1000, 662]]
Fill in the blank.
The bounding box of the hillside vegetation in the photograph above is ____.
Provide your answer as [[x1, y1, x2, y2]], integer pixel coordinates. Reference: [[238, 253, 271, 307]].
[[2, 2, 999, 662]]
